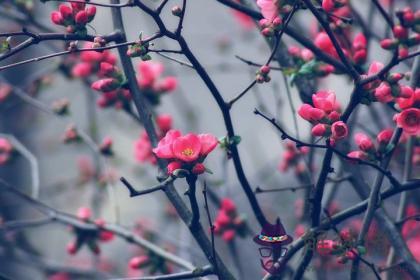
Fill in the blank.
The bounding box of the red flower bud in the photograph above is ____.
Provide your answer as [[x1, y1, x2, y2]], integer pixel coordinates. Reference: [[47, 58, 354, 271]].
[[222, 229, 236, 242], [51, 11, 64, 25], [59, 4, 73, 19], [393, 25, 408, 39], [260, 65, 270, 74], [129, 256, 150, 269], [192, 163, 206, 175], [86, 6, 97, 19], [75, 11, 88, 25], [312, 123, 327, 137], [167, 161, 182, 175], [380, 38, 397, 50]]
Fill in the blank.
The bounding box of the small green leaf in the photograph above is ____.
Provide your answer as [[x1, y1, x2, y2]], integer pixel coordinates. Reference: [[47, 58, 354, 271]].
[[357, 245, 367, 255]]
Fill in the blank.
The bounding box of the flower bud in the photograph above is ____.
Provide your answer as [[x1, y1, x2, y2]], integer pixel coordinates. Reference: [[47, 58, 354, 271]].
[[171, 6, 182, 16], [167, 161, 182, 175], [331, 121, 348, 140], [393, 25, 408, 39], [51, 11, 64, 25], [129, 256, 150, 269], [192, 163, 206, 175], [75, 11, 88, 25], [312, 123, 327, 137], [59, 4, 73, 19]]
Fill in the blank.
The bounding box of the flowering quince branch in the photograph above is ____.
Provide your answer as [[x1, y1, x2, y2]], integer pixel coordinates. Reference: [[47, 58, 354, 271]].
[[202, 182, 219, 278], [351, 55, 420, 279], [43, 0, 137, 8], [302, 0, 360, 81], [0, 30, 123, 62], [0, 179, 197, 271], [120, 175, 176, 197], [107, 1, 235, 278], [0, 134, 40, 199], [0, 34, 162, 71], [214, 0, 349, 73], [227, 3, 300, 107]]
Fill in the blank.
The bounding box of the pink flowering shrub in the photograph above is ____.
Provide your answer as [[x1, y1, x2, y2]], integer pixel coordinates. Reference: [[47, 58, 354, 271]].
[[1, 1, 420, 279]]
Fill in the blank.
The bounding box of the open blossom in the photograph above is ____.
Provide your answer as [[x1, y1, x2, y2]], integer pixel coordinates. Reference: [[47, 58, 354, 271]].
[[394, 108, 420, 135], [331, 121, 348, 139], [152, 130, 218, 175], [256, 0, 279, 21]]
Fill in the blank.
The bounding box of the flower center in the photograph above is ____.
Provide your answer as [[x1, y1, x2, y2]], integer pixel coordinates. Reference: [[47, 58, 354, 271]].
[[406, 113, 417, 126], [182, 148, 194, 157]]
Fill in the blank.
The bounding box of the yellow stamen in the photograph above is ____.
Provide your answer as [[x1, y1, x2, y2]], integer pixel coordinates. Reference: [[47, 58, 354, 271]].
[[182, 148, 194, 156]]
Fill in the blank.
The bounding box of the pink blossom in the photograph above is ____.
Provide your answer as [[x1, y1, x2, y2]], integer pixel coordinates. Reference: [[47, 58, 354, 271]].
[[152, 129, 181, 159], [91, 78, 119, 92], [198, 134, 218, 156], [394, 108, 420, 135], [59, 4, 73, 19], [312, 90, 336, 113], [129, 256, 150, 269], [256, 0, 279, 21], [172, 133, 202, 162], [298, 104, 326, 122], [137, 61, 164, 89]]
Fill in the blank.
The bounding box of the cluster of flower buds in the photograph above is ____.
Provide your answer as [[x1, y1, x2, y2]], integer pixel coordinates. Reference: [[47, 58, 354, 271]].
[[287, 45, 335, 79], [373, 74, 414, 104], [91, 62, 133, 110], [347, 129, 394, 161], [136, 61, 177, 105], [259, 16, 282, 37], [128, 220, 173, 275], [134, 114, 173, 165], [278, 141, 309, 176], [256, 65, 271, 83], [50, 2, 96, 35], [316, 231, 366, 264], [152, 130, 218, 176], [298, 91, 348, 142], [380, 7, 420, 58], [127, 33, 151, 61], [0, 138, 13, 165], [66, 207, 114, 256], [72, 42, 117, 78], [62, 124, 81, 143], [213, 198, 248, 242], [352, 33, 367, 65]]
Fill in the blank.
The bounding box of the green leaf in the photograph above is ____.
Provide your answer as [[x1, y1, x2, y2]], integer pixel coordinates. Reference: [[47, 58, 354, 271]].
[[357, 245, 367, 255]]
